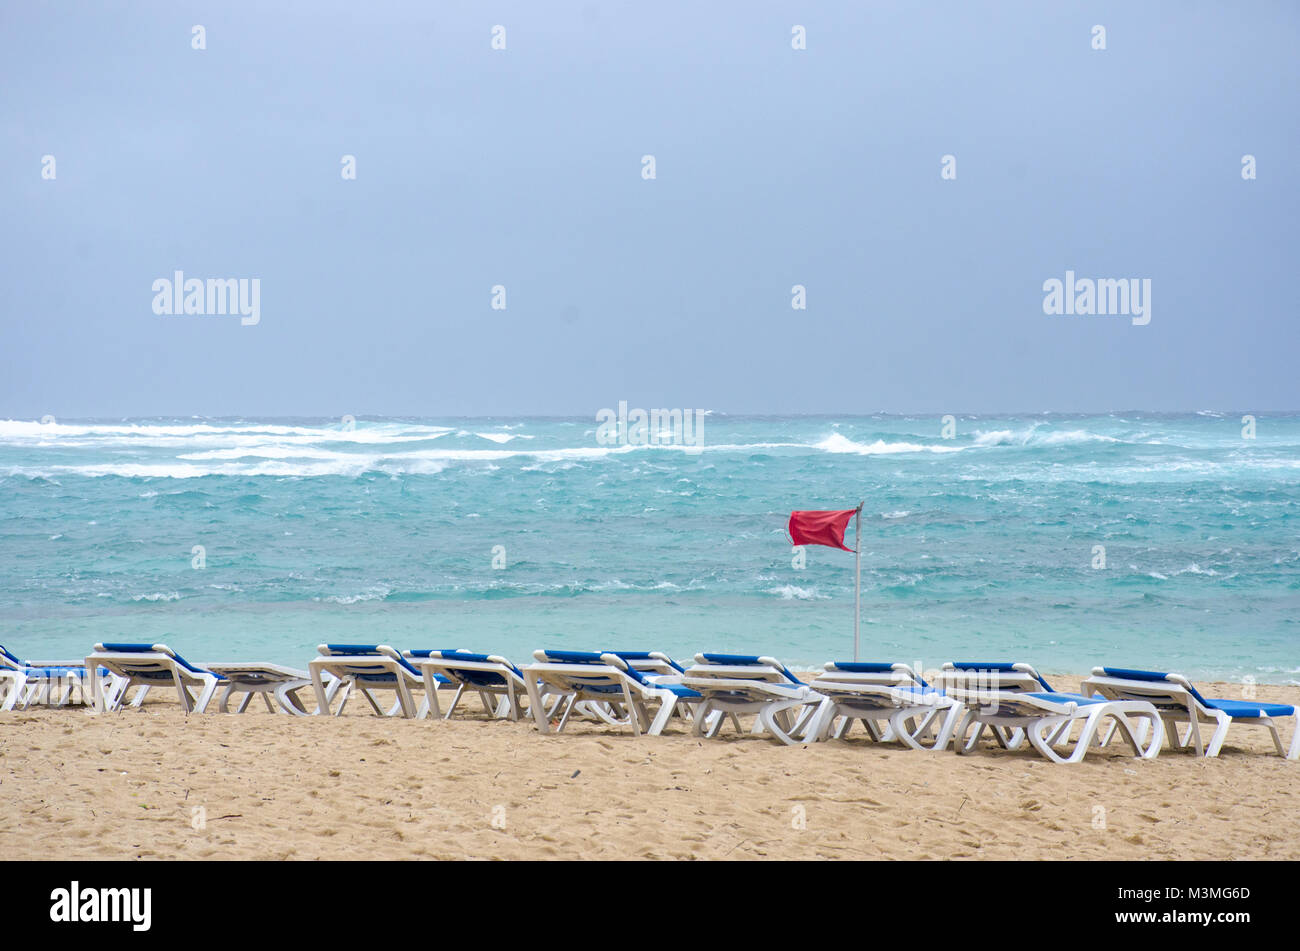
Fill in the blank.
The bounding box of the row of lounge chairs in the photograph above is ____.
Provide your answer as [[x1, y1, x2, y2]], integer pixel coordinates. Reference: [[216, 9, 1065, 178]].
[[4, 642, 1297, 763]]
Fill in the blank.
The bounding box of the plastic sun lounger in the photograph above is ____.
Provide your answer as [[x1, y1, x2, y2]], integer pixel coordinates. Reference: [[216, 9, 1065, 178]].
[[932, 661, 1066, 751], [85, 643, 223, 714], [1083, 667, 1300, 760], [942, 681, 1165, 764], [806, 662, 964, 751], [521, 649, 701, 737], [202, 662, 318, 715], [1, 644, 123, 711], [404, 649, 541, 721], [575, 651, 699, 729], [308, 644, 437, 718], [680, 654, 823, 746]]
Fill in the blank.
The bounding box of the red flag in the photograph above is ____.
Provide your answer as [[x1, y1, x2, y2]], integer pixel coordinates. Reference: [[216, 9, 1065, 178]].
[[788, 509, 857, 552]]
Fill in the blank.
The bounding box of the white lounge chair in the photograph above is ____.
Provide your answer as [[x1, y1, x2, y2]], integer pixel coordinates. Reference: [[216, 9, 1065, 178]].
[[405, 649, 539, 720], [2, 644, 120, 710], [680, 653, 823, 746], [308, 644, 433, 718], [807, 662, 964, 750], [574, 650, 700, 729], [203, 662, 319, 715], [85, 643, 223, 713], [1083, 667, 1300, 759], [933, 661, 1066, 750], [943, 682, 1165, 764], [521, 649, 701, 737]]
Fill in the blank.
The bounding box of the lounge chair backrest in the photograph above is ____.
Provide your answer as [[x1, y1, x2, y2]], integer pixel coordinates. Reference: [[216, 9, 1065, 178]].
[[530, 649, 655, 688], [1095, 667, 1211, 709], [0, 645, 22, 669], [693, 653, 804, 685], [426, 649, 525, 683], [940, 661, 1053, 693], [533, 649, 615, 666], [95, 642, 209, 676], [315, 644, 421, 677], [609, 650, 685, 675], [823, 661, 925, 688]]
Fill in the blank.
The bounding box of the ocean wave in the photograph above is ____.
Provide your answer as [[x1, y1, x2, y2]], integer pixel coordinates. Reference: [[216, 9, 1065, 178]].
[[0, 419, 454, 448], [971, 427, 1119, 448], [318, 584, 392, 605], [812, 433, 961, 455], [473, 432, 532, 444], [767, 584, 829, 600]]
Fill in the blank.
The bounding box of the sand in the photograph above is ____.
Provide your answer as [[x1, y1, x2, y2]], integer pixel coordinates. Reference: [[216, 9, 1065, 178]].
[[3, 675, 1298, 860]]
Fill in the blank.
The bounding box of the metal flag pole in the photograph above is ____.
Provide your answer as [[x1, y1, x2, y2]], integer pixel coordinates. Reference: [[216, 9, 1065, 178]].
[[854, 501, 863, 661]]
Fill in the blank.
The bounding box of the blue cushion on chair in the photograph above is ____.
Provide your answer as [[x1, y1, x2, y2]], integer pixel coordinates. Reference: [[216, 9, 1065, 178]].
[[1204, 698, 1296, 718], [540, 649, 606, 664]]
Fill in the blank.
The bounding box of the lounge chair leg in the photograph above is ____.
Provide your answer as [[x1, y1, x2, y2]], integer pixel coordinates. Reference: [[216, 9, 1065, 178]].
[[952, 709, 980, 754], [193, 679, 219, 713], [524, 678, 551, 733], [890, 708, 930, 751], [1026, 717, 1072, 763], [759, 699, 808, 745], [279, 686, 310, 716], [804, 699, 836, 742], [556, 695, 577, 732], [445, 684, 466, 719], [692, 700, 711, 736], [1187, 712, 1205, 755], [1205, 712, 1230, 757], [931, 702, 965, 751], [311, 672, 334, 716], [647, 693, 679, 736]]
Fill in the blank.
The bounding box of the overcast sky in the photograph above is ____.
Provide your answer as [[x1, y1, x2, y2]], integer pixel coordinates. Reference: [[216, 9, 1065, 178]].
[[3, 0, 1297, 417]]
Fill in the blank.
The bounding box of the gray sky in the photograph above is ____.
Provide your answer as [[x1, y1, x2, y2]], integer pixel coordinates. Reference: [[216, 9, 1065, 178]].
[[3, 0, 1297, 417]]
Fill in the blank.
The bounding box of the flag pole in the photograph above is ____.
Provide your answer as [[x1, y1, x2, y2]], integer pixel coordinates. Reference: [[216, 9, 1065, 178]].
[[854, 501, 863, 661]]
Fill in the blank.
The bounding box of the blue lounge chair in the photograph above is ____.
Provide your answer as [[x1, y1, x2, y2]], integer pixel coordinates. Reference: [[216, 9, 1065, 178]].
[[1, 644, 119, 711], [85, 643, 223, 713], [807, 662, 964, 750], [521, 649, 701, 737], [934, 661, 1070, 750], [680, 654, 822, 745], [1083, 667, 1300, 759], [203, 662, 317, 715], [308, 644, 436, 718], [405, 649, 538, 720], [941, 678, 1165, 763]]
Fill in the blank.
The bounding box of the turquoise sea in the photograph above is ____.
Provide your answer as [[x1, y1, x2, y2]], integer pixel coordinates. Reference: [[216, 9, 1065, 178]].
[[2, 414, 1297, 682]]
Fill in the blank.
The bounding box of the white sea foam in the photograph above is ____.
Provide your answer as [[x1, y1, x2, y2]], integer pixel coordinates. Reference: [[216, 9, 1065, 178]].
[[319, 584, 391, 605], [767, 584, 828, 600], [812, 433, 961, 455], [970, 427, 1117, 448]]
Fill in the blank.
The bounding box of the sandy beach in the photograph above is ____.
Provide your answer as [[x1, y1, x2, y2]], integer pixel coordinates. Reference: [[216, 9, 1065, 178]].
[[3, 674, 1297, 861]]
